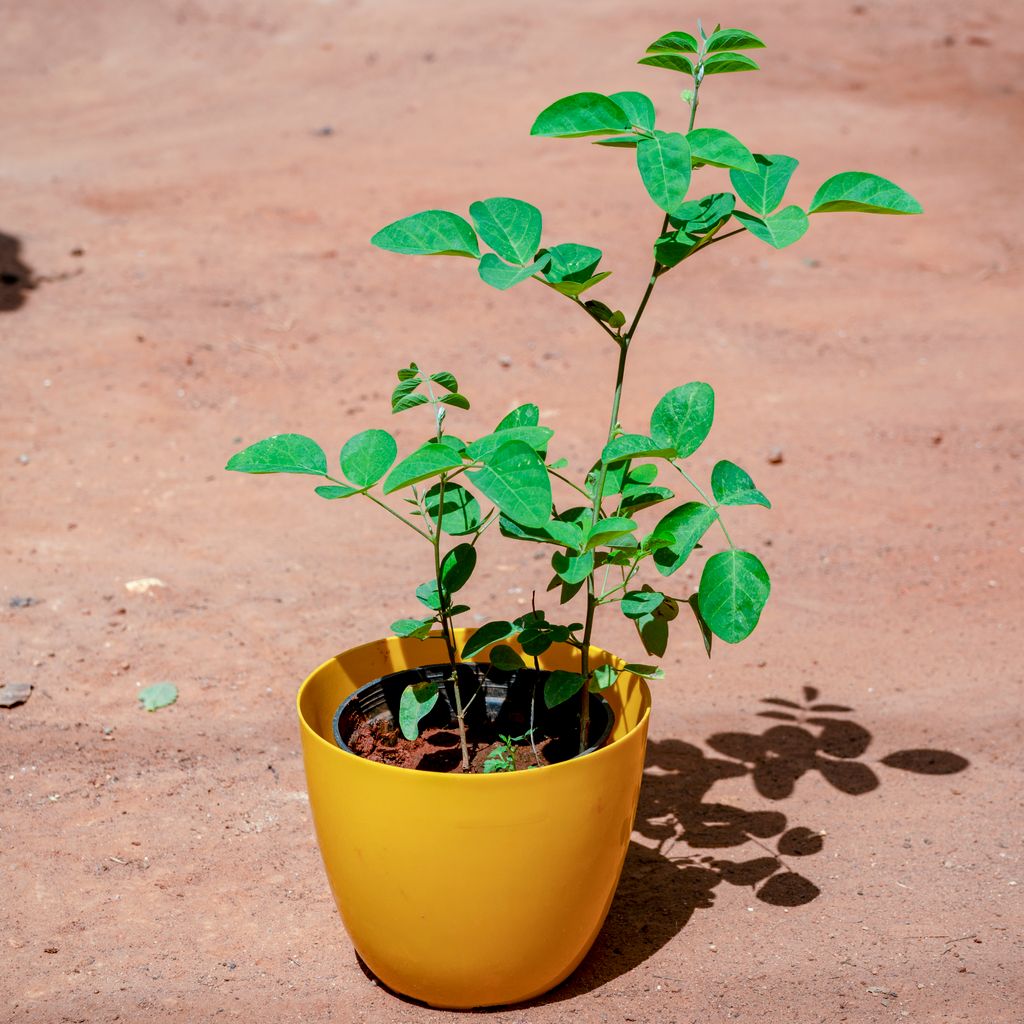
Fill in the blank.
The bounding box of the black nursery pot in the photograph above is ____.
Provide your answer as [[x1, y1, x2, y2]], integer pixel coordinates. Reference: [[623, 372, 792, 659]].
[[332, 662, 614, 772]]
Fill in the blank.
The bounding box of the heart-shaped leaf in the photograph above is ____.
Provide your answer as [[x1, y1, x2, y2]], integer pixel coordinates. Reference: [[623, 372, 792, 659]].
[[648, 502, 719, 576], [469, 197, 543, 265], [461, 621, 517, 660], [730, 153, 799, 216], [544, 670, 585, 708], [705, 28, 766, 52], [478, 253, 550, 290], [423, 482, 481, 535], [602, 433, 677, 465], [609, 90, 655, 131], [702, 51, 760, 74], [398, 680, 439, 740]]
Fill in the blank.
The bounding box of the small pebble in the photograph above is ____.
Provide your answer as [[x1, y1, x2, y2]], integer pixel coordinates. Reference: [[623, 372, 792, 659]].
[[17, 454, 30, 465], [498, 355, 513, 367], [767, 447, 784, 464]]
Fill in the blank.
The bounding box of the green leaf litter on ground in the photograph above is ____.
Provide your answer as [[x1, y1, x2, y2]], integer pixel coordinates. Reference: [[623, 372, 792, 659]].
[[138, 682, 178, 712]]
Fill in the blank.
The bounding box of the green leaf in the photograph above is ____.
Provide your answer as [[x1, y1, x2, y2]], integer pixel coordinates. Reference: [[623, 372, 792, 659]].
[[620, 589, 666, 619], [543, 670, 585, 708], [670, 192, 737, 238], [423, 482, 481, 535], [730, 153, 799, 216], [396, 363, 420, 382], [589, 664, 619, 691], [440, 393, 471, 410], [543, 243, 602, 284], [461, 621, 517, 660], [495, 403, 539, 430], [650, 382, 715, 456], [584, 300, 625, 328], [545, 272, 611, 297], [687, 128, 757, 173], [398, 681, 439, 740], [391, 392, 430, 414], [583, 516, 637, 552], [551, 549, 594, 585], [620, 485, 674, 514], [478, 253, 550, 290], [490, 645, 526, 671], [469, 197, 543, 265], [593, 134, 640, 149], [499, 514, 584, 550], [705, 28, 766, 52], [808, 172, 922, 215], [711, 460, 771, 508], [644, 30, 699, 55], [391, 616, 435, 640], [466, 426, 554, 462], [609, 90, 655, 131], [648, 502, 719, 576], [430, 371, 458, 392], [315, 484, 360, 499], [440, 543, 477, 594], [698, 550, 770, 643], [637, 131, 692, 214], [339, 429, 397, 487], [530, 92, 630, 138], [436, 435, 467, 454], [622, 663, 665, 680], [371, 210, 479, 257], [734, 206, 808, 248], [226, 434, 327, 476], [138, 682, 178, 712], [466, 440, 552, 528], [602, 433, 676, 465], [687, 594, 714, 658], [383, 442, 463, 494], [416, 580, 442, 611], [634, 595, 678, 658], [639, 53, 695, 75], [702, 52, 760, 74]]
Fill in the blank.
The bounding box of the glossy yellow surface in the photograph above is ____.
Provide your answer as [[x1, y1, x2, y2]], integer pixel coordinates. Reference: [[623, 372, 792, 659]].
[[296, 630, 651, 1009]]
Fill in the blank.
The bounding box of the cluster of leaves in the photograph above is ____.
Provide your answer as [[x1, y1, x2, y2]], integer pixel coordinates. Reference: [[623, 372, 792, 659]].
[[229, 21, 921, 762]]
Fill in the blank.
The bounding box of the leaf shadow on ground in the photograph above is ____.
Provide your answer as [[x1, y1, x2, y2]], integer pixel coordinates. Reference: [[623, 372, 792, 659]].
[[534, 685, 969, 1003]]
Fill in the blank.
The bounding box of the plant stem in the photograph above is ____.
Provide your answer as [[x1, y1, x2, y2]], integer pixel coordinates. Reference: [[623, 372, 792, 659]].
[[431, 474, 471, 772], [361, 491, 433, 541]]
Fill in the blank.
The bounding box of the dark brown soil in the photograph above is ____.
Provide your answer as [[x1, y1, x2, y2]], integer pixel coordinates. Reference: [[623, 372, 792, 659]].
[[346, 718, 559, 773]]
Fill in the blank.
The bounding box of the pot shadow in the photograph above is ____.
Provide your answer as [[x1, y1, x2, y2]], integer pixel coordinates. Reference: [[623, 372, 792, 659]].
[[351, 685, 969, 1010], [0, 232, 36, 312]]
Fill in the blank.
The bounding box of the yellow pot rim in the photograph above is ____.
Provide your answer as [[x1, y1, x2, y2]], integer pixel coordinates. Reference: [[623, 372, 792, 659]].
[[296, 634, 651, 783]]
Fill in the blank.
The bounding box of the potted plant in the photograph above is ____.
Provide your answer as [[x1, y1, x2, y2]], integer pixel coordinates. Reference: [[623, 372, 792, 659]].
[[227, 20, 919, 1008]]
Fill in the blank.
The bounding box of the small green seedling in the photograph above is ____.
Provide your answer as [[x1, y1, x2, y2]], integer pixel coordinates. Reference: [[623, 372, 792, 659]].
[[229, 20, 920, 765], [482, 731, 537, 774]]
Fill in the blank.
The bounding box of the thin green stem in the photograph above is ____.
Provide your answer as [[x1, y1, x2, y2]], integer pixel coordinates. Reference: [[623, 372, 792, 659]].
[[548, 467, 592, 500], [361, 491, 434, 542], [668, 462, 735, 549]]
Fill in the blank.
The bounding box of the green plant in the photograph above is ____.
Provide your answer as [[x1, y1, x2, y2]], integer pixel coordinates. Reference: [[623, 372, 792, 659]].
[[482, 730, 537, 774], [227, 21, 919, 767]]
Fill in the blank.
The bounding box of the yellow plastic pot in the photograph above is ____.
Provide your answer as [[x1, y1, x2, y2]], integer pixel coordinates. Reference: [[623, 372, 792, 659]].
[[296, 630, 651, 1009]]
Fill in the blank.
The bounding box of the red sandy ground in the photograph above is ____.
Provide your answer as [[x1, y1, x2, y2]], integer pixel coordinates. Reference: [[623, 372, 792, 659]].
[[2, 1, 1021, 1021]]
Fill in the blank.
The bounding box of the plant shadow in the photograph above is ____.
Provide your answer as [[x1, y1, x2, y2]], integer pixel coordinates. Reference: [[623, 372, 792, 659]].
[[531, 685, 969, 1004]]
